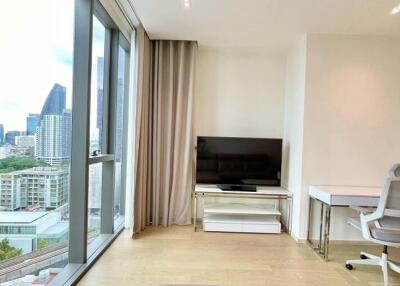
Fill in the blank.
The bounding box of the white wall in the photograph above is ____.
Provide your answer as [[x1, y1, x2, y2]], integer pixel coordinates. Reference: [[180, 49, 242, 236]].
[[288, 35, 400, 241], [195, 47, 286, 138], [194, 35, 400, 241], [194, 47, 286, 217], [282, 36, 307, 238]]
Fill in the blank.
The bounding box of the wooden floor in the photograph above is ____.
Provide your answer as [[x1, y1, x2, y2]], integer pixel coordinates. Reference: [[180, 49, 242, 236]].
[[78, 226, 400, 286]]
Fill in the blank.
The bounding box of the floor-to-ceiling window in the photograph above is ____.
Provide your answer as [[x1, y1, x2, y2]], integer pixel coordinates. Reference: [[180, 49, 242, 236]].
[[0, 0, 74, 283], [0, 0, 134, 284]]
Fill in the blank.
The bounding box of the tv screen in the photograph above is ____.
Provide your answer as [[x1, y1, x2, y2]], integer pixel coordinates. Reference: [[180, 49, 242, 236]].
[[196, 136, 282, 187]]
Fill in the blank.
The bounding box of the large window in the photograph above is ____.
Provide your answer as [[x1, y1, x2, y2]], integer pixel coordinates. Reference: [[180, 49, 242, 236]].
[[0, 0, 73, 283], [0, 0, 133, 285]]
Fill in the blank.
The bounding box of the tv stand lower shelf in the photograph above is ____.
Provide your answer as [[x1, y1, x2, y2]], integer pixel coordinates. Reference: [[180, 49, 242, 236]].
[[203, 213, 281, 234], [193, 185, 293, 234], [203, 203, 281, 233]]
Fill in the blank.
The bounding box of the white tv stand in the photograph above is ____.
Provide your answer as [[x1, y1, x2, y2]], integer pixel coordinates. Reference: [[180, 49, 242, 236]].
[[193, 185, 292, 234]]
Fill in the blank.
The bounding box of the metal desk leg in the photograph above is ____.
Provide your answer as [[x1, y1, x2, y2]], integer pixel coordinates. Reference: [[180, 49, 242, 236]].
[[288, 197, 293, 234], [318, 202, 324, 251], [323, 205, 331, 261], [307, 197, 313, 242], [193, 194, 197, 232]]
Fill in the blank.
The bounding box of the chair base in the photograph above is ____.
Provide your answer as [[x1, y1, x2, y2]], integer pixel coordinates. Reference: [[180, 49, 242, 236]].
[[346, 250, 400, 286]]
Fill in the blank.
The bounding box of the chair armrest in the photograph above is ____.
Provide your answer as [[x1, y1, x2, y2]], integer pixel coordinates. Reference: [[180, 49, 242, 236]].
[[350, 206, 376, 214]]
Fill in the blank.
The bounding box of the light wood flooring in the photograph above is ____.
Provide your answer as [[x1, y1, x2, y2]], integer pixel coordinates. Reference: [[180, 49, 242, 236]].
[[78, 225, 400, 286]]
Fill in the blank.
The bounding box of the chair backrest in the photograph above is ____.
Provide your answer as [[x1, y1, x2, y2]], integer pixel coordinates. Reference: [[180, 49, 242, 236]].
[[374, 164, 400, 230], [385, 164, 400, 212]]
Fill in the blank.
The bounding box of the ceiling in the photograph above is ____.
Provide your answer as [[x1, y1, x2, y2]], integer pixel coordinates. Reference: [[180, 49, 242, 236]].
[[131, 0, 400, 53]]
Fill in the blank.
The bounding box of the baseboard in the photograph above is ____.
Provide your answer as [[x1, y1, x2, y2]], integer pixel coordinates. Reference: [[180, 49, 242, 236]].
[[288, 232, 374, 245], [290, 232, 307, 243], [305, 238, 376, 245]]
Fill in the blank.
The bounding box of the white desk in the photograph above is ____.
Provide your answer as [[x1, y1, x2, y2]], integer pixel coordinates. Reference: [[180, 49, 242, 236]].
[[193, 185, 293, 233], [307, 185, 381, 261]]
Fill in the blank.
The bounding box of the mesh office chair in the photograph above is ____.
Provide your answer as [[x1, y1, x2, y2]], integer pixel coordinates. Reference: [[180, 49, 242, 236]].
[[346, 164, 400, 286]]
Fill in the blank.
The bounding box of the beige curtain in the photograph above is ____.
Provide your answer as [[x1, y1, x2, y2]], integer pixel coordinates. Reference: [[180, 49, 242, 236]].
[[133, 28, 197, 234]]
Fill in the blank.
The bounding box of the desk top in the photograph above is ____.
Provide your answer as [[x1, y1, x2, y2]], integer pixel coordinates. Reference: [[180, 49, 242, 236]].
[[309, 185, 381, 206], [195, 185, 291, 197]]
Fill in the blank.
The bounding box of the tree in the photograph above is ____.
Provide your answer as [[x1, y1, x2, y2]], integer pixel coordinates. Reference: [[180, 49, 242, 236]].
[[0, 157, 49, 173], [0, 239, 23, 261], [38, 239, 49, 249]]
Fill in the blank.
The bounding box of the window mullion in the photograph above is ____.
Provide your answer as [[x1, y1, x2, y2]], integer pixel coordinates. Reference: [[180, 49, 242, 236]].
[[101, 29, 111, 154], [120, 50, 131, 217], [100, 29, 119, 234], [69, 0, 93, 264]]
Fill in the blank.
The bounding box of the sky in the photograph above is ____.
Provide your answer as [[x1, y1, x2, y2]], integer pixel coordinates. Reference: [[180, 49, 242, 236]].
[[0, 0, 105, 138]]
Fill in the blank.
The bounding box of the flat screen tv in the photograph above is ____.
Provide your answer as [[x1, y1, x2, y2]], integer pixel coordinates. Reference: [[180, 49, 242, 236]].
[[196, 136, 282, 190]]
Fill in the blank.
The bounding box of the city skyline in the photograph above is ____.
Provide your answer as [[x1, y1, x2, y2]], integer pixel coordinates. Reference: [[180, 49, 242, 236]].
[[0, 1, 74, 133], [0, 1, 105, 133]]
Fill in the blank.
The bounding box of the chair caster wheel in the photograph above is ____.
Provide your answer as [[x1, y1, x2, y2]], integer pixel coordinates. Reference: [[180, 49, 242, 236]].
[[360, 254, 368, 260], [345, 263, 353, 270]]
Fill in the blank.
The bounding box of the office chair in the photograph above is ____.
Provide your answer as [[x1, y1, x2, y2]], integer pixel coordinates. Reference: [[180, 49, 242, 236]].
[[346, 163, 400, 286]]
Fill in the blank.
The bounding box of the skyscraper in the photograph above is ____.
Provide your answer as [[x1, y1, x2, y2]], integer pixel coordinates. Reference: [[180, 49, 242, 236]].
[[35, 111, 71, 165], [35, 84, 71, 165], [0, 124, 4, 144], [5, 131, 21, 145], [40, 83, 66, 117], [26, 114, 40, 136]]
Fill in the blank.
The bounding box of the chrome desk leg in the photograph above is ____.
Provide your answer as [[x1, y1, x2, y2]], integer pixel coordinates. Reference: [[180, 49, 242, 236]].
[[288, 197, 293, 234], [193, 194, 197, 232], [318, 202, 324, 251], [323, 205, 331, 261], [307, 197, 313, 242]]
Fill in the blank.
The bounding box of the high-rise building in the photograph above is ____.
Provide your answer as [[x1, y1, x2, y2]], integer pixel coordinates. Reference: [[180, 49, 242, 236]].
[[40, 83, 66, 117], [0, 167, 69, 210], [36, 84, 71, 165], [26, 113, 40, 136], [35, 111, 71, 165], [0, 124, 4, 144], [5, 131, 21, 145], [97, 57, 104, 151]]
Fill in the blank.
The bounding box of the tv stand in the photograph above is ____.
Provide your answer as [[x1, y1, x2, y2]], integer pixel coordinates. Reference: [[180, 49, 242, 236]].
[[217, 184, 257, 192], [193, 185, 293, 234]]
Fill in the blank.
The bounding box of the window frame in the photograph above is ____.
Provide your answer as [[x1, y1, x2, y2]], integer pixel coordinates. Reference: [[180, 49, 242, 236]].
[[49, 0, 133, 284]]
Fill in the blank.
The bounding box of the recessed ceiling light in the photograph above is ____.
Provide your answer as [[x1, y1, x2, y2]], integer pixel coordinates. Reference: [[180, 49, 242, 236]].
[[184, 0, 191, 8], [391, 4, 400, 14]]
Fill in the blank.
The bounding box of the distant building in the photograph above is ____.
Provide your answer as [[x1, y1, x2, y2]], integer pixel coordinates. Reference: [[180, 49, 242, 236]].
[[5, 131, 21, 146], [0, 146, 11, 159], [0, 211, 68, 254], [35, 112, 71, 165], [35, 84, 71, 165], [0, 167, 69, 210], [8, 146, 34, 157], [40, 84, 66, 117], [15, 135, 35, 148], [0, 124, 4, 144], [88, 164, 102, 212], [97, 57, 104, 152], [115, 77, 124, 162], [26, 114, 40, 136]]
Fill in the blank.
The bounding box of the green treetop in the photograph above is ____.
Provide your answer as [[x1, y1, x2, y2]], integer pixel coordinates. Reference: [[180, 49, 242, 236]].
[[0, 157, 48, 173], [0, 239, 23, 261]]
